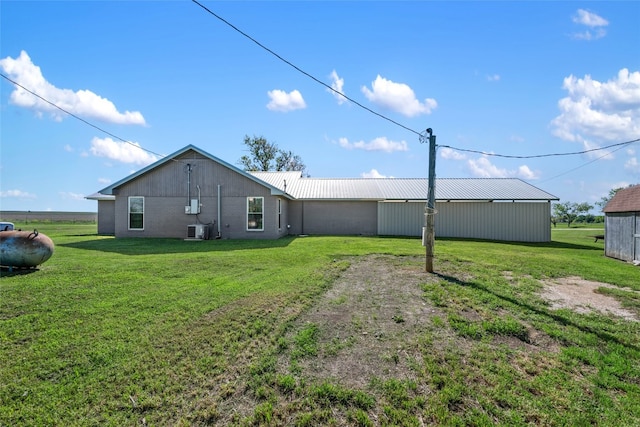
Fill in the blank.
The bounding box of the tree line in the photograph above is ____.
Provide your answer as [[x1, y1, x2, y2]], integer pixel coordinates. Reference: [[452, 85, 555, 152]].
[[552, 187, 629, 227]]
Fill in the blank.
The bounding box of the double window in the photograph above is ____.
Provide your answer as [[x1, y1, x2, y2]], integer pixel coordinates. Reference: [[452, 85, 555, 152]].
[[128, 196, 144, 230], [247, 197, 264, 231]]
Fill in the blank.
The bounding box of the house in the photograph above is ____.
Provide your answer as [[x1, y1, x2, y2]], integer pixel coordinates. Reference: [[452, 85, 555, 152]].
[[603, 185, 640, 262], [87, 144, 559, 242]]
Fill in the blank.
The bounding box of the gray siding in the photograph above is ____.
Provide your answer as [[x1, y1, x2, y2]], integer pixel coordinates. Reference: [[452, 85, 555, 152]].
[[289, 201, 378, 235], [377, 202, 424, 236], [113, 151, 285, 239], [605, 212, 638, 262], [378, 201, 552, 242], [97, 200, 115, 235]]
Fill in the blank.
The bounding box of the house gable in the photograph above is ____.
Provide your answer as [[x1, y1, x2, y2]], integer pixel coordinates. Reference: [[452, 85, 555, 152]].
[[100, 145, 290, 239]]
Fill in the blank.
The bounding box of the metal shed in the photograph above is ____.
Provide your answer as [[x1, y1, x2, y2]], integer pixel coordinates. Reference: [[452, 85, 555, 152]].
[[253, 173, 558, 242], [603, 185, 640, 262]]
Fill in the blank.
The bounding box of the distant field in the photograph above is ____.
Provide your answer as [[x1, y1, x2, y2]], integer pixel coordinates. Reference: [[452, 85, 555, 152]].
[[1, 223, 638, 426], [0, 211, 97, 223]]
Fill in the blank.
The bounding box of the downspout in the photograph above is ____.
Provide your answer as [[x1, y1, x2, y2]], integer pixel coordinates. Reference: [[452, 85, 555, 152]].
[[217, 184, 221, 238], [186, 163, 192, 206]]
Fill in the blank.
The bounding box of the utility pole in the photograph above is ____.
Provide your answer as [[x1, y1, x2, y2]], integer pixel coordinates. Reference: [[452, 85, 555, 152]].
[[421, 128, 437, 272]]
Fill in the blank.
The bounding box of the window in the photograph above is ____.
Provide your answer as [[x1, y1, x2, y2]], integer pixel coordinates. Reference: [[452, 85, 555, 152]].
[[128, 196, 144, 230], [247, 197, 264, 231]]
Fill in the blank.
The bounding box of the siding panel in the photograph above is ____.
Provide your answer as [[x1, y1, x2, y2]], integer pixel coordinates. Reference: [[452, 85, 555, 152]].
[[605, 213, 636, 262], [300, 201, 377, 235], [378, 201, 551, 242]]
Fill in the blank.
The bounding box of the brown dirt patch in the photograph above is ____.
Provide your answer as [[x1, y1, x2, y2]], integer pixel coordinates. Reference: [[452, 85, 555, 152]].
[[279, 255, 440, 388], [540, 276, 639, 322]]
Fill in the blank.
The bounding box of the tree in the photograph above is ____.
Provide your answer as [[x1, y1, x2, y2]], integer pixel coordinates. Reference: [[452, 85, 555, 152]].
[[552, 201, 593, 228], [238, 135, 307, 174], [596, 187, 624, 212]]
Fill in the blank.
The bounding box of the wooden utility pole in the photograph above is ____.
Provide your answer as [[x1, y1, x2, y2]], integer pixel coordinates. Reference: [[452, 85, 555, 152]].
[[422, 129, 436, 272]]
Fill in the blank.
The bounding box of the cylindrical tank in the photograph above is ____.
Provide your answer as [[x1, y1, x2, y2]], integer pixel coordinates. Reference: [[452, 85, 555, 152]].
[[0, 230, 55, 268]]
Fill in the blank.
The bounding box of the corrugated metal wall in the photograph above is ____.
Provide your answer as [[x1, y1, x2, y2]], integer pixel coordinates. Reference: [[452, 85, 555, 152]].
[[378, 201, 552, 242], [294, 201, 378, 235], [377, 202, 424, 237], [605, 212, 637, 262]]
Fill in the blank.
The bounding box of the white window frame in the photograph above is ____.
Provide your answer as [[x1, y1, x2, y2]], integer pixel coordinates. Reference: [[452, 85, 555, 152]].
[[247, 197, 264, 231], [128, 196, 144, 230]]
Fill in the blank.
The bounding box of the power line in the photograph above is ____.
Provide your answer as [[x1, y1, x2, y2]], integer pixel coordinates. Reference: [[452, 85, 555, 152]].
[[539, 142, 632, 184], [440, 138, 640, 159], [4, 68, 638, 176], [191, 0, 422, 137], [0, 72, 167, 161], [190, 1, 640, 166]]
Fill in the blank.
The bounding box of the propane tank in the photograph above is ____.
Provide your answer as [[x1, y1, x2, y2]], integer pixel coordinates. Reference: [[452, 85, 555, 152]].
[[0, 229, 54, 269]]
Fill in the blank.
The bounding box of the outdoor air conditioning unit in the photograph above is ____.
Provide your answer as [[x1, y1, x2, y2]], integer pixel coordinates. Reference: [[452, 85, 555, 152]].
[[187, 224, 208, 240]]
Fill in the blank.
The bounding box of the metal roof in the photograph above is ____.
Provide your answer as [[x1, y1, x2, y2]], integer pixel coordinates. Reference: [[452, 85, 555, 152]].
[[88, 145, 557, 202], [250, 172, 558, 201], [603, 185, 640, 213]]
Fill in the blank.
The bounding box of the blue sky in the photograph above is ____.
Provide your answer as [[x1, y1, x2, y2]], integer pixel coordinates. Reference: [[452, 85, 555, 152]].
[[1, 1, 639, 213]]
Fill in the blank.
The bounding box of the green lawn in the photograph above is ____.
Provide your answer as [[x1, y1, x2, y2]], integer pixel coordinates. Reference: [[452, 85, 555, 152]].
[[1, 224, 639, 426]]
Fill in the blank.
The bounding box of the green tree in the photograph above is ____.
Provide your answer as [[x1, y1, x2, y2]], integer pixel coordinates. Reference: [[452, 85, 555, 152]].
[[238, 135, 306, 174], [596, 187, 624, 211], [553, 202, 593, 228]]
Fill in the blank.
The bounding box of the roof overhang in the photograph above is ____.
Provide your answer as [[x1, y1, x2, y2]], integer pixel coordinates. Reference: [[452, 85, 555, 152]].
[[85, 192, 116, 201]]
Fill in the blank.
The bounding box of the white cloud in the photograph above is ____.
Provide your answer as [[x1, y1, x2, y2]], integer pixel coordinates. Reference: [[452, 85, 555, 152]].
[[328, 70, 346, 105], [467, 156, 539, 179], [440, 147, 467, 160], [625, 156, 640, 173], [59, 191, 85, 201], [338, 136, 408, 153], [0, 189, 36, 199], [0, 50, 146, 125], [517, 165, 538, 180], [571, 29, 607, 41], [64, 144, 73, 152], [571, 9, 609, 40], [487, 74, 501, 82], [361, 75, 437, 117], [90, 137, 160, 166], [266, 89, 306, 112], [573, 9, 608, 27], [551, 69, 640, 157], [98, 177, 112, 184], [361, 169, 390, 178]]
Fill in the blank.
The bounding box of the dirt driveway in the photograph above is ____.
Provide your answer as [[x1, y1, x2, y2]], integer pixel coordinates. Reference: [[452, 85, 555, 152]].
[[279, 255, 637, 389]]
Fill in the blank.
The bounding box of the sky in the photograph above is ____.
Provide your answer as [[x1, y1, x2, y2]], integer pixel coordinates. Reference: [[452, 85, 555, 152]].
[[1, 1, 639, 213]]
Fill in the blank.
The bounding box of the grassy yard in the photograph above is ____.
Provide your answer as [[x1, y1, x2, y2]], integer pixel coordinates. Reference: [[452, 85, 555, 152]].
[[1, 224, 639, 426]]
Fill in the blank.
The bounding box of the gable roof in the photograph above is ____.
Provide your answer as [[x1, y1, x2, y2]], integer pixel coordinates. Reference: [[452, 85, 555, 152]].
[[87, 144, 558, 202], [603, 185, 640, 213], [93, 145, 291, 198], [250, 172, 558, 201]]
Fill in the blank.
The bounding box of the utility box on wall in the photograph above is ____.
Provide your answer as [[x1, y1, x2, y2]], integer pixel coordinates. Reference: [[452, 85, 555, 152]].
[[185, 199, 200, 215]]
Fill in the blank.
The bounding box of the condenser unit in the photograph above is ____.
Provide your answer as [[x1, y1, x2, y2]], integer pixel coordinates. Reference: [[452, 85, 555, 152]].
[[186, 224, 208, 240]]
